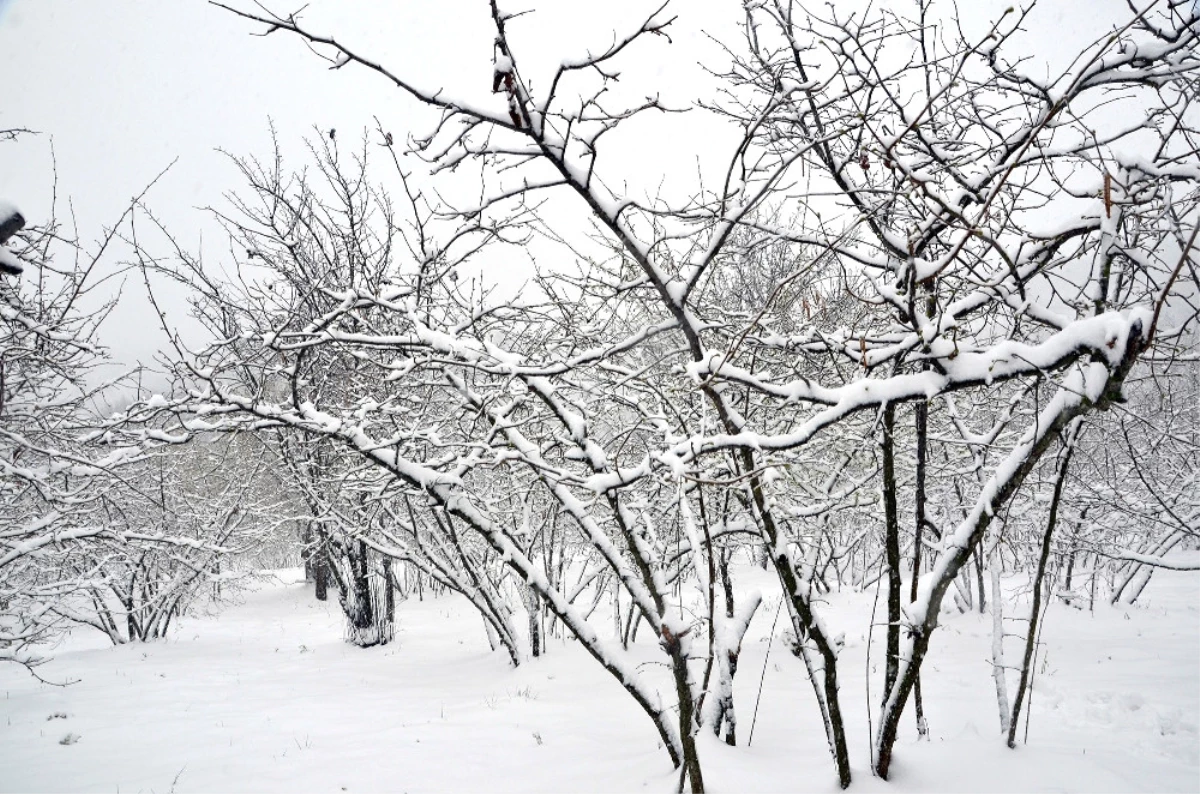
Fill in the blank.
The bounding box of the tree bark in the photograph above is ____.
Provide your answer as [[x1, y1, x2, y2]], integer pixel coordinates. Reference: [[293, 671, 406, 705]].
[[911, 399, 929, 738], [315, 550, 329, 602], [881, 403, 902, 704], [1008, 436, 1076, 747]]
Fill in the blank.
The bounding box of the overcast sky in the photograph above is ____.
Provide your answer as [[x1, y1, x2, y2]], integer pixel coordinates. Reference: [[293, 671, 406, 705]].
[[0, 0, 1114, 376], [0, 0, 743, 374]]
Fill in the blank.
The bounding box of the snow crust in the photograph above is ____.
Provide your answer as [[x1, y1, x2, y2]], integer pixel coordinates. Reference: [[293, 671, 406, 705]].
[[0, 198, 21, 221], [0, 247, 22, 275]]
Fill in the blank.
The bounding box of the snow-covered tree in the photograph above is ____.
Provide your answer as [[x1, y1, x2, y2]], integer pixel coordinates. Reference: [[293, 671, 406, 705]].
[[130, 0, 1200, 788], [1, 152, 294, 667]]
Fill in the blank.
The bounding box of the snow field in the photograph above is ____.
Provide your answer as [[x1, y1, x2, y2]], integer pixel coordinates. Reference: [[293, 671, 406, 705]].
[[1, 565, 1196, 793]]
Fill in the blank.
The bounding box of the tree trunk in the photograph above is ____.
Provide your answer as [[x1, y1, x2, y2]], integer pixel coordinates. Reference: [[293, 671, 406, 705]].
[[302, 524, 316, 582], [1112, 530, 1183, 604], [1008, 437, 1075, 747], [911, 399, 929, 737], [526, 585, 542, 658], [975, 546, 987, 614], [667, 638, 705, 794], [990, 557, 1011, 734], [881, 403, 902, 704]]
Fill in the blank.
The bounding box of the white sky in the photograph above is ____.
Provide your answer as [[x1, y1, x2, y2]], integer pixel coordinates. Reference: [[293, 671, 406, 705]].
[[0, 0, 741, 375], [0, 0, 1114, 376]]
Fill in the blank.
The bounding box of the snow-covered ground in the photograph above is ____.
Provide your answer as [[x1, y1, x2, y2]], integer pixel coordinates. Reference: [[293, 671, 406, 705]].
[[1, 565, 1196, 793]]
